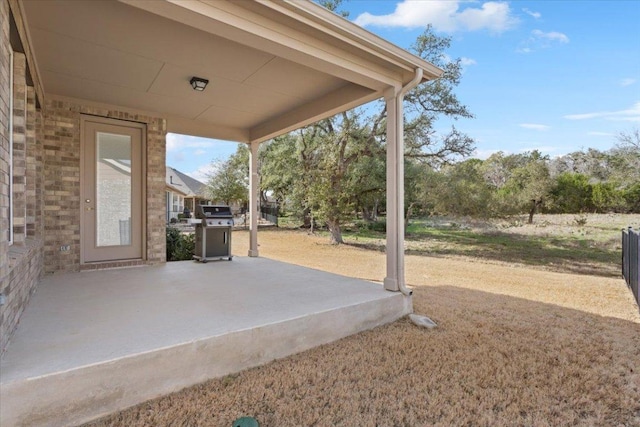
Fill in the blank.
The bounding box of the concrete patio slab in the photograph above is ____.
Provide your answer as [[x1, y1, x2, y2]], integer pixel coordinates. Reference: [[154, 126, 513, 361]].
[[0, 257, 411, 427]]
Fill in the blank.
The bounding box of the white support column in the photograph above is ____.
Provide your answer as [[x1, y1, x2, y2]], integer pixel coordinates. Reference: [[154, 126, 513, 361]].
[[248, 141, 260, 257], [384, 70, 423, 294], [384, 87, 403, 292]]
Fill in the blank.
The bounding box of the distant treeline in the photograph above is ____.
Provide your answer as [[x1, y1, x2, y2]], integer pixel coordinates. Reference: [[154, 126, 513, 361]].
[[210, 142, 639, 240], [414, 147, 640, 221]]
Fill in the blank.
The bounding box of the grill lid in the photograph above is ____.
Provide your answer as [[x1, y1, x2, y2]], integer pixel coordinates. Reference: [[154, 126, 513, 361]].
[[195, 205, 233, 219]]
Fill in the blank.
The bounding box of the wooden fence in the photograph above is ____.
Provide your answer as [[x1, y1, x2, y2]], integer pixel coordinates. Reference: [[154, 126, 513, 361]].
[[622, 227, 639, 308]]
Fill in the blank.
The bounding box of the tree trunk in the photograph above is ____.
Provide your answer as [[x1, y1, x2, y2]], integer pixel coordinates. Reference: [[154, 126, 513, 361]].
[[528, 199, 542, 224], [327, 218, 344, 245], [405, 202, 416, 229], [302, 207, 312, 229], [362, 206, 372, 222]]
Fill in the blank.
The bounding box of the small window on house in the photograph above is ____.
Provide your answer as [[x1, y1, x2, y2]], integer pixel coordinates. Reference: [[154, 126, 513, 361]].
[[172, 193, 184, 213]]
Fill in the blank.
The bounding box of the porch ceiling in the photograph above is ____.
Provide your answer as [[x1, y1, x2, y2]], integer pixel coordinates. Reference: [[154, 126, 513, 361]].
[[20, 0, 441, 143]]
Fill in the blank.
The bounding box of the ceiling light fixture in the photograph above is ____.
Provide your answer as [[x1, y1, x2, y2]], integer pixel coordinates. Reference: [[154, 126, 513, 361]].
[[190, 76, 209, 91]]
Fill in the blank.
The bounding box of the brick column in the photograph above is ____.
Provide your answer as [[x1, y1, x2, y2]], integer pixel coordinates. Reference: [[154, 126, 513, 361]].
[[0, 0, 11, 282], [25, 86, 37, 237], [11, 52, 26, 245]]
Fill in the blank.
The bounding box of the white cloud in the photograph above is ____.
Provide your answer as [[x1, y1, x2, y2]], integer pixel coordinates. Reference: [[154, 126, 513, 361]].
[[472, 149, 504, 159], [441, 53, 477, 66], [166, 133, 237, 153], [194, 149, 206, 156], [620, 78, 637, 87], [522, 8, 541, 19], [460, 57, 477, 66], [587, 131, 615, 137], [441, 54, 477, 72], [532, 29, 569, 43], [167, 151, 185, 164], [518, 146, 558, 154], [517, 29, 569, 53], [353, 1, 518, 33], [186, 164, 218, 183], [519, 123, 550, 131], [564, 102, 640, 122]]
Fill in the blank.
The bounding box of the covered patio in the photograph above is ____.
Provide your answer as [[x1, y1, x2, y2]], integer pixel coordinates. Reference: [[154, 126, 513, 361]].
[[1, 0, 442, 425], [0, 258, 409, 426], [14, 0, 441, 289]]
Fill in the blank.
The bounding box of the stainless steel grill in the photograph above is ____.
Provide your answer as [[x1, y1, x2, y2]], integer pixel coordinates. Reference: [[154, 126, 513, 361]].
[[192, 205, 234, 262]]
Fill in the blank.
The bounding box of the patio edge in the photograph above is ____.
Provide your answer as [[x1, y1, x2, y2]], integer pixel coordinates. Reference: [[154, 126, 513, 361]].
[[1, 293, 411, 427]]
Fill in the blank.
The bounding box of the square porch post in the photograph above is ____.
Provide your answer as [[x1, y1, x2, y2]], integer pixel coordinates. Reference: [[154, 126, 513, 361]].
[[248, 141, 260, 257], [383, 88, 405, 292]]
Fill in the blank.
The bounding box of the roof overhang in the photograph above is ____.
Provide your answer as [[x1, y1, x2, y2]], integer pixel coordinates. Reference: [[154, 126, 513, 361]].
[[165, 184, 188, 196], [20, 0, 442, 143]]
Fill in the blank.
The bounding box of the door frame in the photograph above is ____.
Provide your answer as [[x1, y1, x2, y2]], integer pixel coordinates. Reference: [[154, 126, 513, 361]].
[[79, 114, 147, 264]]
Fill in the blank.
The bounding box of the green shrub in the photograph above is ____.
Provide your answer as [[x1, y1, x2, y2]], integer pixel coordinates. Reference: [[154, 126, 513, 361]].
[[166, 227, 195, 261], [574, 214, 588, 226], [356, 220, 386, 233]]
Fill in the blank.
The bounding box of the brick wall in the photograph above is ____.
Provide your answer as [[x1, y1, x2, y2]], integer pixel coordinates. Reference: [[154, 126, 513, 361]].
[[43, 98, 167, 274], [26, 86, 40, 238], [0, 0, 45, 353], [146, 117, 167, 264], [3, 240, 43, 351], [1, 0, 10, 301], [0, 0, 167, 352], [11, 52, 26, 244]]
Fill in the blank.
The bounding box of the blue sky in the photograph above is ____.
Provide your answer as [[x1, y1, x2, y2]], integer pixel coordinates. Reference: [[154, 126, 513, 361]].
[[168, 0, 640, 182]]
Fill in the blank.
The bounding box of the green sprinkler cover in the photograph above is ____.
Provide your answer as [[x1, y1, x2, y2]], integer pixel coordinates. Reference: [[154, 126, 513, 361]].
[[232, 416, 259, 427]]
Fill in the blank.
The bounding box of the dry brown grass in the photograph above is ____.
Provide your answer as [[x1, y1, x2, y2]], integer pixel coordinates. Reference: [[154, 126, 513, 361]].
[[338, 213, 640, 278], [84, 229, 640, 427]]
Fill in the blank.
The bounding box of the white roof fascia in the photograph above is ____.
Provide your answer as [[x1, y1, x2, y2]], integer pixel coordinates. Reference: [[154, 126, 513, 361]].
[[166, 183, 188, 196], [166, 116, 250, 144], [265, 0, 443, 83]]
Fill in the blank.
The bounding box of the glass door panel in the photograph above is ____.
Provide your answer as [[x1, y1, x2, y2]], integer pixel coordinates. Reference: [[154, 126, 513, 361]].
[[96, 132, 132, 247]]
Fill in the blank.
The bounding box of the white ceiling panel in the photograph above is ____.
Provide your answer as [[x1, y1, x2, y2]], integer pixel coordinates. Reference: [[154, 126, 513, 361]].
[[243, 57, 346, 100], [23, 0, 276, 84], [41, 70, 212, 119], [146, 63, 296, 123], [195, 105, 263, 129], [32, 28, 163, 93]]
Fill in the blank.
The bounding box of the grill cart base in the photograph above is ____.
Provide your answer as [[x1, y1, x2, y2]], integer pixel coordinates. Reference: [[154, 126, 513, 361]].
[[192, 205, 234, 262], [194, 227, 233, 262]]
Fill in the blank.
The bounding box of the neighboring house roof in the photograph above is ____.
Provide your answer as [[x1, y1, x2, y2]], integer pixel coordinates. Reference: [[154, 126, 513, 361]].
[[166, 167, 207, 197], [21, 0, 443, 145]]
